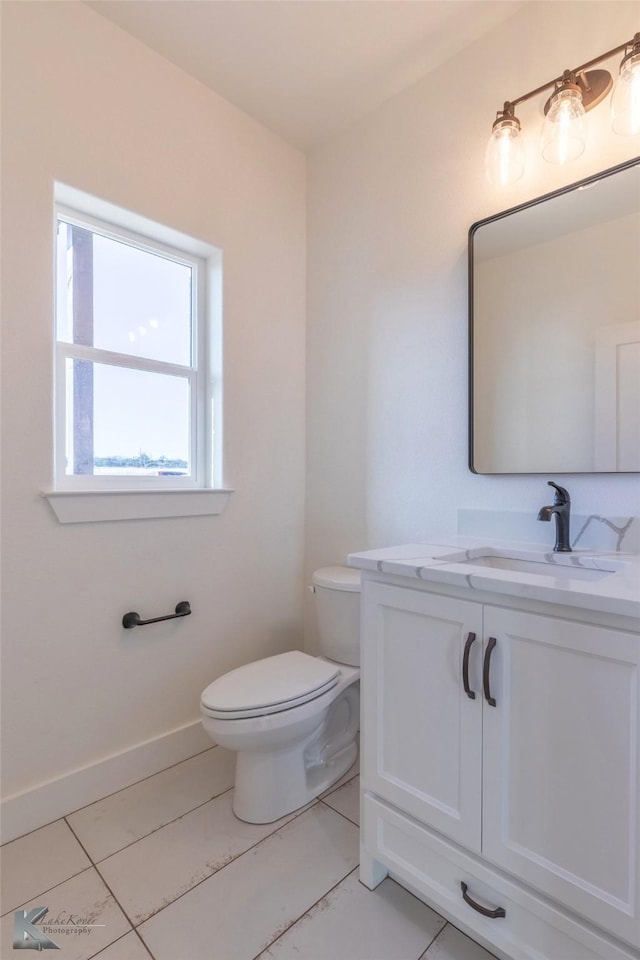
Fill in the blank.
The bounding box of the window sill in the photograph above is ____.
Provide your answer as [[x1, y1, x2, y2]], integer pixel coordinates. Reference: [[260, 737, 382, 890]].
[[43, 488, 233, 524]]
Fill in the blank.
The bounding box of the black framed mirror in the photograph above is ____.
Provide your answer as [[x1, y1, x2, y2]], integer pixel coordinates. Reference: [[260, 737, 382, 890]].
[[469, 157, 640, 475]]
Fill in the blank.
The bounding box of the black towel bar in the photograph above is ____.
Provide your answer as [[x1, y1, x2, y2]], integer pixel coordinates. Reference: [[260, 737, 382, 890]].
[[122, 601, 191, 629]]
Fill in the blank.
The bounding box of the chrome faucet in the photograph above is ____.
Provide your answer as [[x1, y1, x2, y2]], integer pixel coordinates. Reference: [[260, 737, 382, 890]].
[[537, 482, 572, 552]]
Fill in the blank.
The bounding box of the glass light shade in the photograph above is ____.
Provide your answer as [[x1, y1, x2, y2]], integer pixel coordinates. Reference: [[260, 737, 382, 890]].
[[611, 51, 640, 135], [485, 118, 525, 186], [541, 87, 587, 164]]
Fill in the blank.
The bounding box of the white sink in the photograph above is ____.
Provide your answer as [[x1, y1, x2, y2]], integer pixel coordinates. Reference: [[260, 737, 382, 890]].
[[459, 554, 616, 582]]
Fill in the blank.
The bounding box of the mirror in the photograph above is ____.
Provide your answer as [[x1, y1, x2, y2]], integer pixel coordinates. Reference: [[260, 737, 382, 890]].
[[469, 158, 640, 474]]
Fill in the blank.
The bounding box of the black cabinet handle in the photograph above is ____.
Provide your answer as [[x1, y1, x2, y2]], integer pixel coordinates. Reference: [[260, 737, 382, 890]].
[[483, 637, 497, 707], [461, 881, 506, 919], [462, 632, 476, 699]]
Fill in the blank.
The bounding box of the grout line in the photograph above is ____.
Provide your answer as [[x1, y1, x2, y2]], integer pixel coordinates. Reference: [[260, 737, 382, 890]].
[[374, 876, 448, 959], [4, 762, 362, 943], [249, 866, 360, 960], [92, 763, 348, 867], [421, 921, 500, 960], [131, 925, 158, 960], [0, 864, 95, 921], [86, 927, 155, 960], [87, 769, 359, 867], [86, 930, 130, 960], [317, 754, 360, 800], [133, 927, 155, 960], [417, 919, 450, 958], [424, 922, 451, 957], [1, 815, 68, 850], [1, 815, 76, 849], [430, 922, 500, 960], [65, 819, 141, 934], [92, 786, 236, 864], [64, 745, 220, 818], [318, 797, 358, 827], [0, 745, 220, 847], [2, 752, 357, 855], [127, 799, 326, 928]]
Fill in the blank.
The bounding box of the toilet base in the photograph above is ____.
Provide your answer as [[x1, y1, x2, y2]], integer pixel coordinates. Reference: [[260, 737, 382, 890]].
[[233, 739, 358, 824], [231, 684, 359, 824]]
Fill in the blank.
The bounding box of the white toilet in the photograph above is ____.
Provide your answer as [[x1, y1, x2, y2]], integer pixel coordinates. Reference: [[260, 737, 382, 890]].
[[200, 566, 360, 823]]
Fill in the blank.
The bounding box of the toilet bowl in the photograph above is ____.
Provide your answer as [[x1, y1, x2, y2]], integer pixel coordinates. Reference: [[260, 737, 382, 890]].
[[201, 567, 361, 823]]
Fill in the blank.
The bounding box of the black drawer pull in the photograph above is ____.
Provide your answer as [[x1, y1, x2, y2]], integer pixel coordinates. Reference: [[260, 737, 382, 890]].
[[483, 636, 497, 707], [461, 881, 506, 919], [462, 632, 476, 699]]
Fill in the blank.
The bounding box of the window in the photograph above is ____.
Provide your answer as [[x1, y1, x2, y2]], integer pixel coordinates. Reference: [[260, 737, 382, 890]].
[[47, 187, 228, 523]]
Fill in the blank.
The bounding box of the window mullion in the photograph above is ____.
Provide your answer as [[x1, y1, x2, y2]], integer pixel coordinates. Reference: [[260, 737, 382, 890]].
[[57, 342, 195, 380]]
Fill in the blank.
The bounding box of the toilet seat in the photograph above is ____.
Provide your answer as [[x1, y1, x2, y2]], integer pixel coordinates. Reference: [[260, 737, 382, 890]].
[[201, 650, 340, 720]]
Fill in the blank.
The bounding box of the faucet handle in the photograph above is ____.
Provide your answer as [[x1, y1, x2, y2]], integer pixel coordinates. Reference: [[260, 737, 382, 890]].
[[547, 481, 570, 504]]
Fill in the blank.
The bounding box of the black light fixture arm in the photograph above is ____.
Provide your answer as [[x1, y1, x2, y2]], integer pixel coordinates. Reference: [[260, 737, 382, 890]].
[[502, 34, 639, 112]]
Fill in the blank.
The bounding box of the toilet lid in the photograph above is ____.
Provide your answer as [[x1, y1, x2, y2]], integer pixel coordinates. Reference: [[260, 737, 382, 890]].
[[201, 651, 340, 719], [313, 566, 361, 592]]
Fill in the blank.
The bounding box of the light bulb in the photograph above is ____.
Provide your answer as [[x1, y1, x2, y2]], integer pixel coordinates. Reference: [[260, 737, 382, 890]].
[[541, 81, 587, 165], [611, 38, 640, 136], [485, 107, 525, 186]]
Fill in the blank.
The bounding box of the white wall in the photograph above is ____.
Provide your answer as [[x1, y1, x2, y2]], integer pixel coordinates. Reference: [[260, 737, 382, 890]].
[[305, 1, 640, 647], [0, 2, 306, 807], [3, 0, 640, 825]]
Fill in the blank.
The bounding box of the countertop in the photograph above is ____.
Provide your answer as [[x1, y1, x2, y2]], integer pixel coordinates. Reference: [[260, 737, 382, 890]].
[[348, 537, 640, 621]]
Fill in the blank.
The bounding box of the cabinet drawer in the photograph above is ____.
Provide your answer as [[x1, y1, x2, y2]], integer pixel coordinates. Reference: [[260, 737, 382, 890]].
[[362, 793, 639, 960]]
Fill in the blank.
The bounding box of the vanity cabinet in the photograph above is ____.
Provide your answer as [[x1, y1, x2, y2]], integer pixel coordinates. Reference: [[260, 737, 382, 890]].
[[361, 578, 640, 960]]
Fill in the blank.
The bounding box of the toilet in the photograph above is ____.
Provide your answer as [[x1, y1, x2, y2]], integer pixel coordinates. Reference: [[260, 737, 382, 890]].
[[200, 566, 360, 824]]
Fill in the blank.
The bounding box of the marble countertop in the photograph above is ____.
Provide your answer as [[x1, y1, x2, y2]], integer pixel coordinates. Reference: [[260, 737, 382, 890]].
[[348, 537, 640, 621]]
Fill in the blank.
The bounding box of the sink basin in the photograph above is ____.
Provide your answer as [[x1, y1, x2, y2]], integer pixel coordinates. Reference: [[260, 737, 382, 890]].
[[459, 555, 616, 582]]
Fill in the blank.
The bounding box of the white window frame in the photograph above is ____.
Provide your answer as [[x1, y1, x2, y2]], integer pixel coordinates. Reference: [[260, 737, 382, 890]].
[[45, 183, 231, 523]]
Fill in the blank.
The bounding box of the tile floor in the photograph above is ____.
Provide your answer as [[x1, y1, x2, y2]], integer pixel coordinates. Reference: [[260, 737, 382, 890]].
[[1, 746, 497, 960]]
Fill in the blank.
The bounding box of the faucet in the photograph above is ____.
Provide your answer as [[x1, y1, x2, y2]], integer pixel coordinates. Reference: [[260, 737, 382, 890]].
[[537, 482, 572, 552]]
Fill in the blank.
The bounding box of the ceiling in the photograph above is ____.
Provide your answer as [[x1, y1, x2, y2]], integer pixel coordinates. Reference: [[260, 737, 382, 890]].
[[85, 0, 524, 151]]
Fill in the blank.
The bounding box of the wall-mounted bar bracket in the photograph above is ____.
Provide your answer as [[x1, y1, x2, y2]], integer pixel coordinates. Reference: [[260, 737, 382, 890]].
[[122, 601, 191, 629]]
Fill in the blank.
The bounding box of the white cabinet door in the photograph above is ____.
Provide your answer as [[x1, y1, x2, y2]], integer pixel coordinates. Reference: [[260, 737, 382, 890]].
[[482, 606, 640, 947], [362, 581, 483, 852]]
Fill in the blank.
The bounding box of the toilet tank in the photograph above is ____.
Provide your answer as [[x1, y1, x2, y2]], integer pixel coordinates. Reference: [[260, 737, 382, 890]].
[[312, 566, 361, 666]]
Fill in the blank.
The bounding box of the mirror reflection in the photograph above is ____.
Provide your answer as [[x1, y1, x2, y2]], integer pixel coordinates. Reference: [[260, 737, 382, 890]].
[[470, 159, 640, 474]]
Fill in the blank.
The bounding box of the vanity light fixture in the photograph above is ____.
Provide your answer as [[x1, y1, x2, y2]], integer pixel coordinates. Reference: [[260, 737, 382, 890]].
[[541, 71, 589, 165], [486, 33, 640, 185], [612, 33, 640, 135], [485, 102, 526, 186]]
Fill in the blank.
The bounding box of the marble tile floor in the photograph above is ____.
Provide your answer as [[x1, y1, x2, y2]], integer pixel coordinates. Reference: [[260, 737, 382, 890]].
[[1, 746, 497, 960]]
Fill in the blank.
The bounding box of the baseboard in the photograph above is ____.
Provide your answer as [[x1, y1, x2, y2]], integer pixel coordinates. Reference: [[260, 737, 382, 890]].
[[1, 719, 212, 844]]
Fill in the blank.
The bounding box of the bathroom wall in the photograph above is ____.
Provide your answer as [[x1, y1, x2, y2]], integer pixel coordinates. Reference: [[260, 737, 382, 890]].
[[2, 0, 639, 838], [0, 1, 306, 833], [305, 0, 640, 648]]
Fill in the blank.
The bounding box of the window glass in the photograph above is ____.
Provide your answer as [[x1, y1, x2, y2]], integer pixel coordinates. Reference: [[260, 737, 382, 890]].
[[64, 360, 191, 477], [56, 220, 193, 367]]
